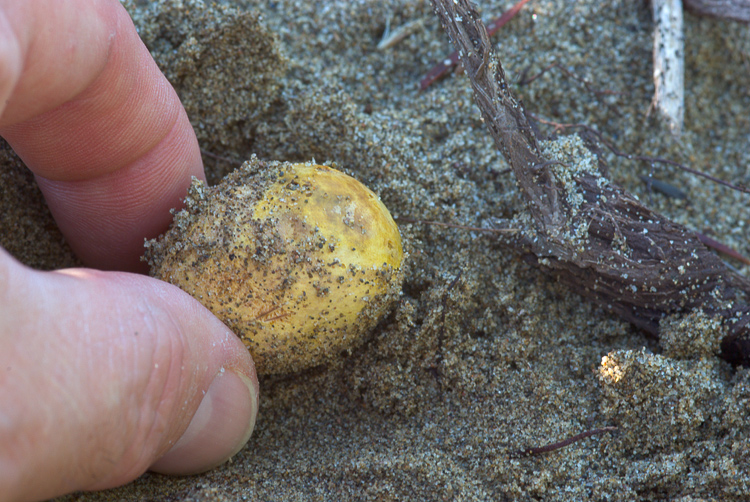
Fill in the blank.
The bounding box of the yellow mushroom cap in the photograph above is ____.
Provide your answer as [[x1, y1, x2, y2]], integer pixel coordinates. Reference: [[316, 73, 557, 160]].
[[144, 159, 404, 375]]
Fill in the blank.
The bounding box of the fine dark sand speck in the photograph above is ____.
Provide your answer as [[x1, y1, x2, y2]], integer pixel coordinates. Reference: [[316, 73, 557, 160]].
[[1, 0, 748, 500]]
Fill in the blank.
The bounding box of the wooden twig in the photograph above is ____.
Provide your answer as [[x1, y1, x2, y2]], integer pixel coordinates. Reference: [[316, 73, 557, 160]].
[[378, 17, 426, 50], [695, 233, 750, 266], [428, 0, 750, 365], [651, 0, 685, 136], [419, 0, 531, 90], [513, 426, 618, 458], [683, 0, 750, 22]]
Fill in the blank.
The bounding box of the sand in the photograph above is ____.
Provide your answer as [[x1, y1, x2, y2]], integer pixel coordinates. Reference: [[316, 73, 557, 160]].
[[1, 0, 748, 500]]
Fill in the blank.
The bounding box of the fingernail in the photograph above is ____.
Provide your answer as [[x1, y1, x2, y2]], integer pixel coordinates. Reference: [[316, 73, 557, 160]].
[[150, 369, 258, 475]]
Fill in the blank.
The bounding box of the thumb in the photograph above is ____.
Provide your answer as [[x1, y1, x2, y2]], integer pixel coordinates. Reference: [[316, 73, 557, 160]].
[[0, 249, 258, 502]]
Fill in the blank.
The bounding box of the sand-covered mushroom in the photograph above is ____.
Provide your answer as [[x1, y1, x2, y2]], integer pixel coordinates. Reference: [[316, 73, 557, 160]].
[[144, 158, 404, 375]]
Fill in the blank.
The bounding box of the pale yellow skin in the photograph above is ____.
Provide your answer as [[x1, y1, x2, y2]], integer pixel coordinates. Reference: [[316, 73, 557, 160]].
[[148, 161, 403, 375]]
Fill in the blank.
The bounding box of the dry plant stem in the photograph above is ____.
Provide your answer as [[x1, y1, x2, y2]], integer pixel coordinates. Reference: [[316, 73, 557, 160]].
[[652, 0, 685, 136], [378, 17, 426, 50], [419, 0, 531, 90], [684, 0, 750, 22], [529, 115, 750, 195], [429, 0, 750, 365], [514, 426, 618, 458], [695, 234, 750, 267], [428, 0, 559, 231]]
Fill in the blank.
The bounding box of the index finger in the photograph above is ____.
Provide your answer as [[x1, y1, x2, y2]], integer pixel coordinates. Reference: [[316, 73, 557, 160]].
[[0, 0, 204, 271]]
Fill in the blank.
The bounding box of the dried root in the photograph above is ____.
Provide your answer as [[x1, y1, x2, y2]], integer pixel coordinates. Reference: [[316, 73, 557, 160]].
[[428, 0, 750, 365]]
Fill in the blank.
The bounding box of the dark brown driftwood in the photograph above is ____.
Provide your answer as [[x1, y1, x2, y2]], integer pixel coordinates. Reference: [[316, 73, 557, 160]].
[[429, 0, 750, 365], [684, 0, 750, 22]]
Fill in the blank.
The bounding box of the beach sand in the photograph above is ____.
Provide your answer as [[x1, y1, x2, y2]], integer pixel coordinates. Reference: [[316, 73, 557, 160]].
[[2, 0, 748, 500]]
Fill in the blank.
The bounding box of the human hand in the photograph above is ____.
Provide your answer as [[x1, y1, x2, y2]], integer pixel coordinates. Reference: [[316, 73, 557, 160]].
[[0, 1, 259, 501]]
